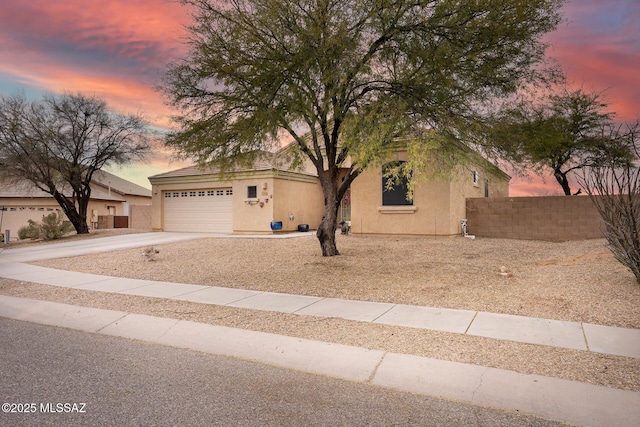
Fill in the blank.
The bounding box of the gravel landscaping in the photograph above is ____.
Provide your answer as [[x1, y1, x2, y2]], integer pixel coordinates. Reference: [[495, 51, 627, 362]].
[[1, 231, 638, 392], [31, 233, 640, 328]]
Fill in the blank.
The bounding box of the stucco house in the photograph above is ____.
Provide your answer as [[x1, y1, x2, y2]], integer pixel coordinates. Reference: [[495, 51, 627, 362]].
[[0, 170, 152, 239], [149, 145, 510, 236]]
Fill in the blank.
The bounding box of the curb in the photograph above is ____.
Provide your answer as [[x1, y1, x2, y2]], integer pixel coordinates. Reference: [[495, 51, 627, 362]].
[[1, 295, 638, 427]]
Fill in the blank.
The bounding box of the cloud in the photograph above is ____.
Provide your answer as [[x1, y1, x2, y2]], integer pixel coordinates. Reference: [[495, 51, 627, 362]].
[[546, 0, 640, 121], [0, 0, 188, 121]]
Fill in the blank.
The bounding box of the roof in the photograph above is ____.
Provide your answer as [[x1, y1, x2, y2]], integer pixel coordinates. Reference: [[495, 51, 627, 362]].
[[149, 155, 316, 181], [0, 170, 150, 201], [92, 170, 152, 197]]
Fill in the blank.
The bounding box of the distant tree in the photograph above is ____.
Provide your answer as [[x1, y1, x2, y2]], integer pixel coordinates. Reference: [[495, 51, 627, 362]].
[[0, 93, 151, 234], [579, 122, 640, 284], [490, 87, 632, 195], [162, 0, 564, 256]]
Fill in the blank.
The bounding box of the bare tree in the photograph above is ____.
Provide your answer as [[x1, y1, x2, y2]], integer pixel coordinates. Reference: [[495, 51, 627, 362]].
[[0, 93, 151, 234], [580, 122, 640, 284]]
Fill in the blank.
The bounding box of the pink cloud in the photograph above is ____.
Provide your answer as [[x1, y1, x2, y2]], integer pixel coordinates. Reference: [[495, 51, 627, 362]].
[[545, 1, 640, 122]]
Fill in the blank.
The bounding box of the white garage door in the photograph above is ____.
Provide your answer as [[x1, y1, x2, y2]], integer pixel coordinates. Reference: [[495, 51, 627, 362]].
[[163, 189, 233, 233]]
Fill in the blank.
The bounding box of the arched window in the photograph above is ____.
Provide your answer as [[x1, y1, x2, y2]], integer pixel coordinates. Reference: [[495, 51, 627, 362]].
[[382, 161, 412, 206]]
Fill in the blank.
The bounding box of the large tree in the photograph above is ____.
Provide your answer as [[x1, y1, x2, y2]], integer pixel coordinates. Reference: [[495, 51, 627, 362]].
[[162, 0, 564, 256], [489, 87, 631, 195], [0, 93, 151, 234]]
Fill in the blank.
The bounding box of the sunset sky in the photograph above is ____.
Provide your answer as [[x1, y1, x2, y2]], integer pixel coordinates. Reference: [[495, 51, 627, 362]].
[[1, 0, 638, 195]]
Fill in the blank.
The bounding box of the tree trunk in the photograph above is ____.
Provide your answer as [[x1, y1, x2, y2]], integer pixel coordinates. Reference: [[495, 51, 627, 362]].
[[316, 176, 340, 256], [317, 210, 339, 256], [52, 191, 90, 234], [554, 169, 572, 196]]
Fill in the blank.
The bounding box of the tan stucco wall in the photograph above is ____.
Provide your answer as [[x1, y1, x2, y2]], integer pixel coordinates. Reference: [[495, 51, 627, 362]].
[[150, 172, 323, 234], [122, 194, 152, 207], [272, 178, 324, 231], [350, 158, 510, 237], [0, 197, 129, 240], [233, 177, 275, 233], [350, 167, 454, 236]]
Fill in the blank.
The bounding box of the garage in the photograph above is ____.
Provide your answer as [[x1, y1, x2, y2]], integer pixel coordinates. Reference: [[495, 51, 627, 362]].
[[162, 188, 233, 233]]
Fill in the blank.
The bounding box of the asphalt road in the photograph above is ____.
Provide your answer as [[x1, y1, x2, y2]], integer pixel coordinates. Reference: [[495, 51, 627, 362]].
[[0, 318, 564, 426]]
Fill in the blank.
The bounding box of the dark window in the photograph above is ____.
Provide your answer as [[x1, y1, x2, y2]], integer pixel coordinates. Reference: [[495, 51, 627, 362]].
[[382, 161, 412, 206], [484, 179, 489, 198], [247, 185, 257, 198]]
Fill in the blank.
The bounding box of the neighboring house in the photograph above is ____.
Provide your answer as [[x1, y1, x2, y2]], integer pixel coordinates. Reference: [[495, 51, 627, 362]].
[[0, 170, 152, 239], [149, 145, 510, 236]]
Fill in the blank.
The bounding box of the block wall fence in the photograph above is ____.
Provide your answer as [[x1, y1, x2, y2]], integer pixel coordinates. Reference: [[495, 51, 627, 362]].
[[465, 196, 605, 241]]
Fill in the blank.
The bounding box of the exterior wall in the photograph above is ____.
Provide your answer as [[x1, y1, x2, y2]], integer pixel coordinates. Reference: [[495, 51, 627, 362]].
[[129, 205, 152, 230], [0, 197, 130, 240], [272, 177, 324, 231], [121, 194, 152, 207], [350, 166, 454, 236], [232, 177, 275, 233], [350, 159, 510, 237], [150, 172, 323, 234], [0, 199, 62, 240], [449, 164, 510, 235], [465, 196, 604, 241]]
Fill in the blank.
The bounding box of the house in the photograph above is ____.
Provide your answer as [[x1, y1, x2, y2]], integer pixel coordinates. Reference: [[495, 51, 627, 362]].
[[148, 157, 325, 234], [0, 170, 152, 239], [148, 145, 510, 236]]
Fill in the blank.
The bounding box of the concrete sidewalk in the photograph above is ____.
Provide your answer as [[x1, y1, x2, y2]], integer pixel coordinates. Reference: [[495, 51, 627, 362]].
[[0, 257, 638, 359], [0, 295, 638, 427]]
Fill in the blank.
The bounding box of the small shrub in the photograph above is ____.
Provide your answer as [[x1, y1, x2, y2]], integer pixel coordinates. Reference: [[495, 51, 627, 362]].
[[18, 220, 41, 240], [141, 246, 159, 261], [17, 213, 74, 241], [40, 212, 74, 240]]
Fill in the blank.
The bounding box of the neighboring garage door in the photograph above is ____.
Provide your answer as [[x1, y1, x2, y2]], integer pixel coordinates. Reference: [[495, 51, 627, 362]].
[[163, 189, 233, 233]]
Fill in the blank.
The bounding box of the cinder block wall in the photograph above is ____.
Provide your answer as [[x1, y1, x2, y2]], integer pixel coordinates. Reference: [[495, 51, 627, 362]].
[[130, 205, 152, 230], [465, 196, 604, 241]]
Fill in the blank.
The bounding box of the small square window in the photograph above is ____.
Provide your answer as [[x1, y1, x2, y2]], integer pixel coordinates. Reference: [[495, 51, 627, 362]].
[[189, 191, 196, 197], [247, 185, 257, 198], [181, 192, 188, 197], [226, 189, 233, 196], [198, 191, 205, 197], [216, 190, 223, 196], [173, 192, 180, 197], [207, 190, 214, 196], [165, 193, 171, 198]]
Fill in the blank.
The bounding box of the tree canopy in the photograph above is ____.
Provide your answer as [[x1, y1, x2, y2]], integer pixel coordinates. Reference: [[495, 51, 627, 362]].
[[0, 93, 151, 234], [162, 0, 565, 255], [489, 87, 634, 195]]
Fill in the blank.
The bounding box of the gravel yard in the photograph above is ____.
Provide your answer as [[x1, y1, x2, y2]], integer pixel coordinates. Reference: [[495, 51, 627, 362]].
[[31, 234, 640, 328], [1, 232, 639, 392]]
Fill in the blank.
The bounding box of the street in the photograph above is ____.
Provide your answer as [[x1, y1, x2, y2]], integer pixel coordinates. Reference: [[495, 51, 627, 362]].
[[1, 318, 564, 426]]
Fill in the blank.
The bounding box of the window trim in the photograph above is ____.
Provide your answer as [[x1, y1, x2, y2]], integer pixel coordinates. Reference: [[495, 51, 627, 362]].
[[381, 161, 413, 206]]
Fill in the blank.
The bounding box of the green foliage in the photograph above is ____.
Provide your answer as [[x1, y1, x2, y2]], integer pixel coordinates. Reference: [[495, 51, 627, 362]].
[[490, 87, 633, 195], [17, 213, 74, 241], [162, 0, 565, 255], [18, 220, 41, 240]]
